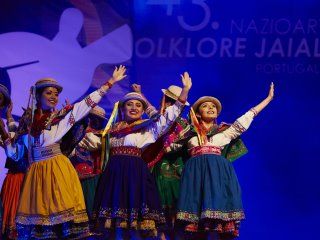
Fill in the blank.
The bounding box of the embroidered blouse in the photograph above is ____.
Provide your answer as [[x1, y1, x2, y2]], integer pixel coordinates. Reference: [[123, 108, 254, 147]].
[[6, 90, 103, 160], [110, 101, 185, 149], [188, 110, 255, 149]]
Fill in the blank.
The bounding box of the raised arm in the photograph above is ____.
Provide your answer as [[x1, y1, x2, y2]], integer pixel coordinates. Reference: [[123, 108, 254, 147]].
[[150, 72, 192, 138], [54, 66, 127, 139], [132, 83, 158, 118], [251, 82, 274, 115], [210, 83, 274, 145]]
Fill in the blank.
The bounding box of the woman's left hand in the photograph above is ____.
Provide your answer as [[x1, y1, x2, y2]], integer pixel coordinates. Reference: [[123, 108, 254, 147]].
[[181, 72, 192, 90], [267, 82, 274, 101]]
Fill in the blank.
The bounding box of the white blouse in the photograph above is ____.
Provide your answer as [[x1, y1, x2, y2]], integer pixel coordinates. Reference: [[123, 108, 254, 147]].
[[110, 101, 185, 149], [6, 90, 102, 160], [188, 110, 255, 149]]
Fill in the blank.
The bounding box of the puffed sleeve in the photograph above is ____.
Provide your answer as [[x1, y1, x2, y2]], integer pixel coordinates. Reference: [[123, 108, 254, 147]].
[[149, 101, 185, 140], [209, 110, 255, 147], [78, 132, 102, 151], [5, 135, 26, 161], [52, 90, 103, 142]]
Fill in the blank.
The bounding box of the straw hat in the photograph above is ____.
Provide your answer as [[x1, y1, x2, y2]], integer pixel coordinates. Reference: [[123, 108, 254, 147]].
[[161, 85, 190, 106], [35, 78, 63, 93], [120, 92, 148, 109], [0, 84, 11, 108], [90, 105, 107, 119], [192, 96, 222, 115]]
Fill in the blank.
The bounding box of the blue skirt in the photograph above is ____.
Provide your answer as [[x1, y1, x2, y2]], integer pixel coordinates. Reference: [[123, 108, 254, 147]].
[[177, 153, 244, 235], [93, 153, 165, 233]]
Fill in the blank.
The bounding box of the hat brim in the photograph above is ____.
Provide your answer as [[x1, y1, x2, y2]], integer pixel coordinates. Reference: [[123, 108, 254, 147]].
[[120, 98, 148, 110], [161, 89, 190, 106], [89, 111, 107, 120], [35, 83, 63, 93], [192, 96, 222, 115]]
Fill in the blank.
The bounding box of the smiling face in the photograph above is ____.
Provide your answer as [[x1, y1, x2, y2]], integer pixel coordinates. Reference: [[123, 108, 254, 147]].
[[197, 101, 218, 122], [38, 87, 59, 110], [123, 99, 144, 123]]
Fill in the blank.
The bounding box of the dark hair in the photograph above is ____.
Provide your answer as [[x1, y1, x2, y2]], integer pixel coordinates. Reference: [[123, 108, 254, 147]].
[[35, 88, 46, 105], [164, 95, 176, 105], [88, 114, 106, 130]]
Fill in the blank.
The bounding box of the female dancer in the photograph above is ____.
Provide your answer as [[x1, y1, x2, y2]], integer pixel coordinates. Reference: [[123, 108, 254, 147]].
[[70, 105, 107, 222], [0, 85, 28, 239], [177, 83, 274, 239], [141, 85, 190, 237], [3, 66, 126, 239], [94, 73, 192, 238]]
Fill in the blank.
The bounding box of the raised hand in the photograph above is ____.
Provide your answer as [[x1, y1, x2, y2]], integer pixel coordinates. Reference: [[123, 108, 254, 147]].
[[267, 82, 274, 101], [181, 72, 192, 90], [112, 65, 127, 83], [132, 84, 142, 94], [251, 82, 275, 116], [178, 72, 192, 104]]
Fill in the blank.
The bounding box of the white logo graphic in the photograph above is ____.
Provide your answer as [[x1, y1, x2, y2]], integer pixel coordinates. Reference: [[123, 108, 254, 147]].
[[0, 8, 133, 116]]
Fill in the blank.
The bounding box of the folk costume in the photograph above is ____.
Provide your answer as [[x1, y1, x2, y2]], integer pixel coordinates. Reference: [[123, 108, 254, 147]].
[[176, 96, 251, 238], [94, 92, 185, 236], [70, 106, 106, 221], [4, 78, 108, 239]]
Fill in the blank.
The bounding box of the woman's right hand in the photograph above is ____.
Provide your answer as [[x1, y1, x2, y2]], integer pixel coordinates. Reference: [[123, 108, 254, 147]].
[[110, 65, 127, 84], [132, 84, 142, 94]]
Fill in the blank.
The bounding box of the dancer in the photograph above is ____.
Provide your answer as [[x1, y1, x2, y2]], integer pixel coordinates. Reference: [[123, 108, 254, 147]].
[[176, 83, 274, 239], [94, 72, 192, 239], [3, 66, 126, 239], [70, 105, 107, 222], [141, 85, 190, 238], [0, 85, 28, 239]]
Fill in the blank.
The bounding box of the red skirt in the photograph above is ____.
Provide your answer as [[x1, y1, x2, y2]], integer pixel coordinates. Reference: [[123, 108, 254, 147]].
[[0, 172, 25, 239]]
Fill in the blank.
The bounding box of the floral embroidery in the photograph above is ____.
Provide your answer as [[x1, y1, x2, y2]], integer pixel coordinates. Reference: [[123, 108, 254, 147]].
[[189, 145, 222, 157], [232, 120, 246, 133], [84, 95, 97, 108], [177, 209, 245, 223], [68, 112, 76, 126], [110, 146, 142, 157], [16, 208, 88, 225]]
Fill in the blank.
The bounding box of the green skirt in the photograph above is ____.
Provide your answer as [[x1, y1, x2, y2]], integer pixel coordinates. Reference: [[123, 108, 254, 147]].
[[152, 152, 184, 210], [81, 174, 100, 220]]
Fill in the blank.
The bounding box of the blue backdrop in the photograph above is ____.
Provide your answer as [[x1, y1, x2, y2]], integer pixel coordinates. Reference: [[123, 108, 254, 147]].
[[1, 0, 319, 239]]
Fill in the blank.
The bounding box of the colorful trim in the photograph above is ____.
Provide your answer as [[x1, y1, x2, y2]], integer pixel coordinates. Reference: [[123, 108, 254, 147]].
[[84, 95, 97, 108], [110, 146, 142, 157], [68, 112, 76, 126], [201, 209, 245, 221], [97, 205, 166, 225], [16, 208, 88, 226], [32, 143, 62, 162], [177, 209, 245, 223], [145, 106, 158, 117], [16, 220, 90, 239], [189, 145, 222, 157], [177, 211, 199, 223], [232, 120, 246, 133]]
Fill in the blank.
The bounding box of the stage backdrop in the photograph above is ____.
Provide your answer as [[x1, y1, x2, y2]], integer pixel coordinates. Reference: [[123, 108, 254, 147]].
[[1, 1, 319, 239]]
